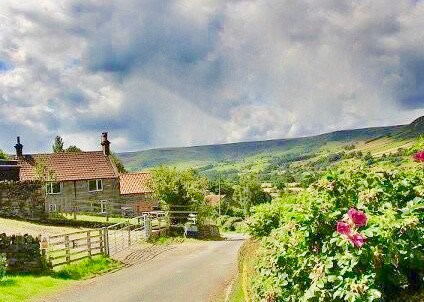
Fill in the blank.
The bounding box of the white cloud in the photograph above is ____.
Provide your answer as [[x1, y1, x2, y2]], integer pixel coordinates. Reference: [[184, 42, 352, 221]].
[[0, 0, 423, 154]]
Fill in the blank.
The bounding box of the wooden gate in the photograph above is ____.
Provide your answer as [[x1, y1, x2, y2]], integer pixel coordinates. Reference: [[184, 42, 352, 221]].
[[47, 229, 106, 267]]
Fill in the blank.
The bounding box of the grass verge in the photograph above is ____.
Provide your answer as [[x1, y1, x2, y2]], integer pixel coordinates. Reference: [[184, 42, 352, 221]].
[[0, 255, 121, 302], [227, 276, 244, 302], [0, 276, 69, 302], [227, 239, 259, 302], [54, 255, 122, 280]]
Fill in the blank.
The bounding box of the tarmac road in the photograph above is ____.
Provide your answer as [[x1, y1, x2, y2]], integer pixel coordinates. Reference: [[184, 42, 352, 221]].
[[37, 234, 245, 302]]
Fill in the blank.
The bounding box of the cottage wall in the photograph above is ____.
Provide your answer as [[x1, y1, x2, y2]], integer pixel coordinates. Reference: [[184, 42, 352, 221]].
[[120, 193, 158, 214], [46, 178, 122, 215], [0, 181, 45, 219]]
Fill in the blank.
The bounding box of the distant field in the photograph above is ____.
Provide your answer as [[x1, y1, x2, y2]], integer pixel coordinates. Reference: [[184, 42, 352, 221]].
[[356, 137, 415, 156], [119, 125, 405, 172], [117, 117, 423, 176]]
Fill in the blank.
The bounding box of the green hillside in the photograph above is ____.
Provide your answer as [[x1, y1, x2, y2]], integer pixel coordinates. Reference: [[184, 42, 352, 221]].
[[118, 116, 423, 175]]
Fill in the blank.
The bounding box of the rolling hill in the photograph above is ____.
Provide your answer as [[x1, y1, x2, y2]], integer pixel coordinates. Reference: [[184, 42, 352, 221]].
[[118, 116, 424, 174]]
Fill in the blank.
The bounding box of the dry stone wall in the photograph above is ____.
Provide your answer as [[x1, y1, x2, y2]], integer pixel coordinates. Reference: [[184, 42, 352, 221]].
[[0, 181, 46, 219]]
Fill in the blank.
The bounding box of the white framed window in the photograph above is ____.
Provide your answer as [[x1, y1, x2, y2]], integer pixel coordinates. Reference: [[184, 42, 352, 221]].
[[100, 200, 107, 214], [48, 204, 57, 212], [88, 179, 103, 192], [46, 182, 62, 195]]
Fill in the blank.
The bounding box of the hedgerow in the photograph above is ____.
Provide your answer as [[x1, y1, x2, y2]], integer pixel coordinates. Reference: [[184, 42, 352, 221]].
[[248, 162, 423, 301]]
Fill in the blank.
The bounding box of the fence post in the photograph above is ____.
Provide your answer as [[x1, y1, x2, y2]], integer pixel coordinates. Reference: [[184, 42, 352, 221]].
[[65, 235, 70, 264], [144, 215, 151, 239], [128, 223, 131, 246], [40, 237, 50, 270], [104, 228, 110, 256], [99, 229, 104, 254], [87, 231, 92, 258]]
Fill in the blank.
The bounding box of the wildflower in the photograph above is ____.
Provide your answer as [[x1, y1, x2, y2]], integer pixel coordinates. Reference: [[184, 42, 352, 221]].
[[348, 208, 368, 227], [413, 151, 424, 162], [336, 221, 352, 235], [349, 232, 366, 248]]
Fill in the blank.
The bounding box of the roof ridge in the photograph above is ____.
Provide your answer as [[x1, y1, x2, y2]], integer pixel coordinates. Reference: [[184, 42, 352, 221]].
[[120, 172, 150, 175], [30, 150, 103, 155]]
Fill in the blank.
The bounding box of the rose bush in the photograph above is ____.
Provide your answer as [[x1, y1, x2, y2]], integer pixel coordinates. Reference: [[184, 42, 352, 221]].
[[413, 151, 424, 162], [248, 162, 424, 301]]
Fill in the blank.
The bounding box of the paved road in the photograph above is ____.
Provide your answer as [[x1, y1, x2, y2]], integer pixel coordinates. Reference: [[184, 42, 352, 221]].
[[39, 235, 245, 302]]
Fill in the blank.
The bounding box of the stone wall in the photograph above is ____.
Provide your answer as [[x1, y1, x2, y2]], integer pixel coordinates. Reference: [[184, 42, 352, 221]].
[[120, 193, 159, 214], [0, 233, 49, 273], [0, 181, 45, 219]]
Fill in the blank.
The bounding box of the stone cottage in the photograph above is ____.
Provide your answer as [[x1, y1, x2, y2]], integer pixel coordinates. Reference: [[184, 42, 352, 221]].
[[10, 133, 157, 216], [119, 172, 158, 214]]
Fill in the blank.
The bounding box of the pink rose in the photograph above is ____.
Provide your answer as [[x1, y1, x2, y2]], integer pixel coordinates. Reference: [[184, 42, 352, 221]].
[[349, 232, 366, 248], [413, 151, 424, 162], [348, 208, 368, 227], [336, 221, 352, 235]]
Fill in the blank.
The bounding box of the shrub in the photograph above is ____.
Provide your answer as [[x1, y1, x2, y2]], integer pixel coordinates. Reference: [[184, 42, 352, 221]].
[[216, 215, 230, 227], [233, 221, 248, 233], [249, 164, 424, 301], [222, 217, 243, 231], [248, 194, 302, 238], [0, 253, 6, 280], [227, 207, 245, 218]]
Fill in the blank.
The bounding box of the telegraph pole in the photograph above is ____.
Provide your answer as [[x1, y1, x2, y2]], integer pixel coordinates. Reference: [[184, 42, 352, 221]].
[[218, 174, 221, 216]]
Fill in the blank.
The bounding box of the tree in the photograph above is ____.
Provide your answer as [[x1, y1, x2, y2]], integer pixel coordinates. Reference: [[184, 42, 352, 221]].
[[110, 153, 127, 174], [232, 173, 271, 217], [65, 145, 82, 153], [52, 136, 64, 153], [209, 177, 235, 197], [0, 150, 8, 160], [150, 166, 208, 207], [35, 158, 56, 182]]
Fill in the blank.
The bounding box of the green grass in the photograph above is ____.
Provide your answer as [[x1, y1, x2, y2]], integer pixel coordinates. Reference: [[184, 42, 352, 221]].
[[0, 256, 121, 302], [54, 255, 122, 279], [61, 213, 138, 225], [227, 276, 245, 302], [0, 275, 70, 302]]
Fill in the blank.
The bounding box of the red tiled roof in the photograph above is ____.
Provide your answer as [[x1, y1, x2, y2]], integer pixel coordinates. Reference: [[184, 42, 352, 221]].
[[16, 151, 118, 181], [119, 172, 152, 195]]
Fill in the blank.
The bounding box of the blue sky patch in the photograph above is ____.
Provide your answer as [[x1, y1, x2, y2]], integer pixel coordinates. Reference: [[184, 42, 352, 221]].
[[0, 59, 13, 73]]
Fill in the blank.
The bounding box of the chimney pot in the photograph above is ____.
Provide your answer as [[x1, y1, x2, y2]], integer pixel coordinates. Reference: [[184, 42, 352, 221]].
[[15, 136, 23, 158], [101, 132, 111, 156]]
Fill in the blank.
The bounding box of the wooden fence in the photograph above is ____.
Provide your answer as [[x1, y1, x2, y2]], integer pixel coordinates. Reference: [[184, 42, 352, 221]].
[[48, 229, 105, 267], [45, 211, 192, 267]]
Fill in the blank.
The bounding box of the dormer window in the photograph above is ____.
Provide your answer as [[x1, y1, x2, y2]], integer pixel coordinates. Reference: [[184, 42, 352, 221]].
[[88, 179, 103, 192], [46, 182, 62, 195]]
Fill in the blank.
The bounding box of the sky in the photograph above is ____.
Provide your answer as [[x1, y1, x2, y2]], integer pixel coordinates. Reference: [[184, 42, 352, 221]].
[[0, 0, 424, 153]]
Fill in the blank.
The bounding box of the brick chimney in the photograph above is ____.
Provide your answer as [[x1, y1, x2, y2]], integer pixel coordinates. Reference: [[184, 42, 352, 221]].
[[101, 132, 111, 156], [14, 136, 23, 158]]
